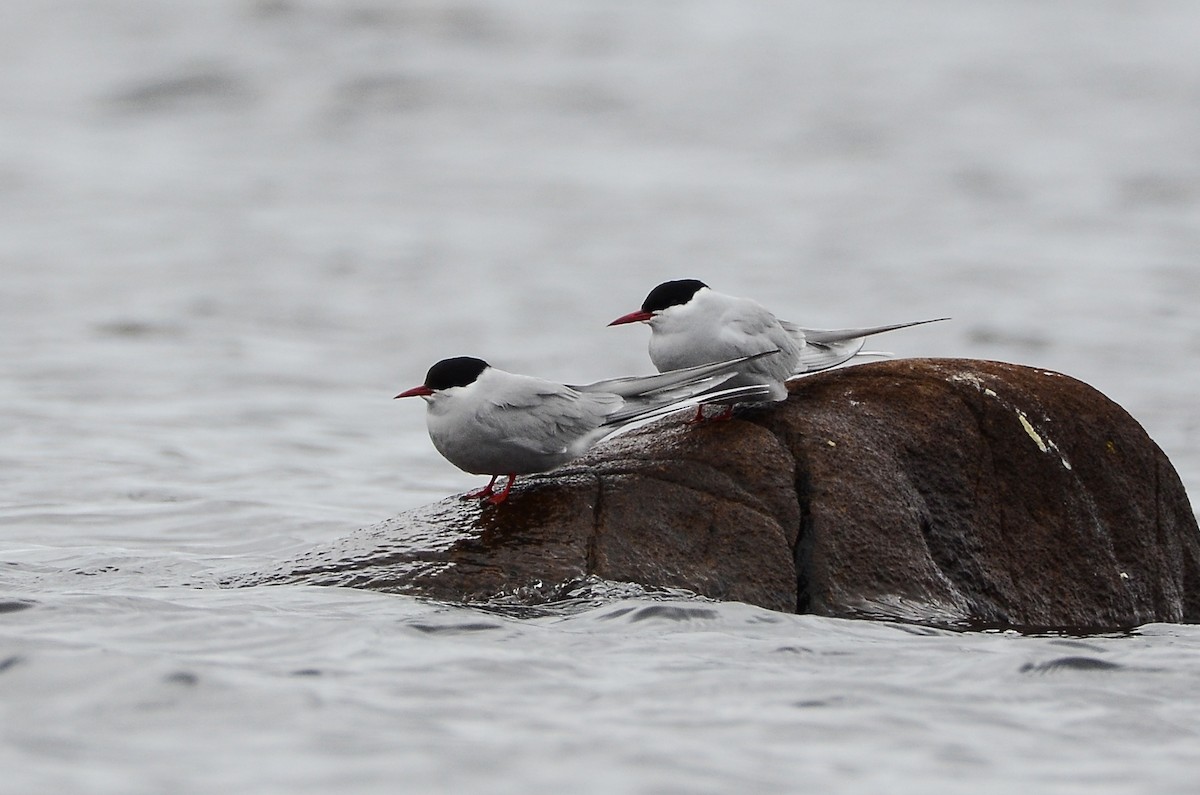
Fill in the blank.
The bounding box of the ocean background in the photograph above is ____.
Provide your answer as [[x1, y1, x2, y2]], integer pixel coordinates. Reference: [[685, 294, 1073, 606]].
[[3, 1, 1200, 792]]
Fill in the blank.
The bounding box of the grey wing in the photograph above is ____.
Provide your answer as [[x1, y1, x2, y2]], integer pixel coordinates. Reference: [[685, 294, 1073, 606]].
[[780, 318, 949, 373], [724, 299, 797, 353], [575, 351, 777, 399], [778, 319, 864, 372], [575, 352, 781, 426], [477, 383, 620, 457], [724, 308, 803, 383]]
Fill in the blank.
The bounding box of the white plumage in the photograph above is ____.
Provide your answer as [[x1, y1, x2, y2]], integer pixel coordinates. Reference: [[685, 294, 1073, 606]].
[[395, 353, 775, 504], [611, 279, 946, 402]]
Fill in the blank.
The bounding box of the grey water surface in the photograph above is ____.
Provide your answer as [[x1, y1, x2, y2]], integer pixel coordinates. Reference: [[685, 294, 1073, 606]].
[[3, 2, 1200, 792]]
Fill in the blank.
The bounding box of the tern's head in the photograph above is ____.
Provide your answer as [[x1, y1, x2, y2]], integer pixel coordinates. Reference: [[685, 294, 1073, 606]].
[[395, 356, 490, 400], [608, 279, 709, 326]]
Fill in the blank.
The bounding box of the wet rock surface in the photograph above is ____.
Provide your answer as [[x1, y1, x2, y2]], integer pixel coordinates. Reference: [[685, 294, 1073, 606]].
[[250, 359, 1200, 629]]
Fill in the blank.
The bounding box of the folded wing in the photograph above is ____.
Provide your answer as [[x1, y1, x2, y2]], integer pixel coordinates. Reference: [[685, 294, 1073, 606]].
[[782, 318, 949, 374], [477, 382, 621, 457], [573, 351, 778, 426]]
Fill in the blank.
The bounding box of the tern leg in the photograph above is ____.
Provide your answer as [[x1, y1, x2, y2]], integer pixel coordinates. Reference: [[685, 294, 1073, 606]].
[[686, 404, 734, 425], [462, 474, 499, 500], [486, 474, 517, 505], [709, 404, 735, 422]]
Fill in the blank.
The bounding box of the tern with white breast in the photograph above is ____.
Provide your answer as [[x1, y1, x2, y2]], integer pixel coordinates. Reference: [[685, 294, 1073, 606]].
[[395, 352, 775, 504], [610, 279, 946, 417]]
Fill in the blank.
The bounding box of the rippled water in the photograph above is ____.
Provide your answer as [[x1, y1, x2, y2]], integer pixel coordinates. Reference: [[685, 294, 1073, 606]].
[[5, 588, 1200, 794], [4, 1, 1200, 792]]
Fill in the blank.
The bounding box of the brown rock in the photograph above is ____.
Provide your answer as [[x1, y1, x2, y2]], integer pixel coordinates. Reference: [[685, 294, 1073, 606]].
[[749, 358, 1200, 628], [249, 359, 1200, 629], [260, 419, 800, 612]]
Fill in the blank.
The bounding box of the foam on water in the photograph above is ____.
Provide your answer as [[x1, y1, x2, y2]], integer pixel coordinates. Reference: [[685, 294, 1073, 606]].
[[3, 1, 1200, 792]]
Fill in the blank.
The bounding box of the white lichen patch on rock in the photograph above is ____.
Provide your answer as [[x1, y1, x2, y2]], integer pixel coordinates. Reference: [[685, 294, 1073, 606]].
[[949, 372, 1001, 400], [948, 370, 1073, 471], [1017, 412, 1048, 452], [1016, 409, 1072, 470], [948, 372, 985, 390]]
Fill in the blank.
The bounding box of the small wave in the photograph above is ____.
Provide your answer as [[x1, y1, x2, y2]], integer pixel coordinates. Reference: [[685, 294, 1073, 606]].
[[407, 620, 506, 635], [163, 671, 200, 686], [622, 604, 720, 623], [1020, 656, 1124, 674], [0, 599, 37, 614]]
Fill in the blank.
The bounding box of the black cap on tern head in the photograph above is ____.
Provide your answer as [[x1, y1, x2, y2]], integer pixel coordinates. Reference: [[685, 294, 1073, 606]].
[[641, 279, 708, 313], [425, 356, 490, 391]]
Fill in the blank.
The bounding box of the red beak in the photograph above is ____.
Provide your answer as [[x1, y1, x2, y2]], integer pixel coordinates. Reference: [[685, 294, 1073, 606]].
[[394, 385, 434, 399], [608, 310, 653, 326]]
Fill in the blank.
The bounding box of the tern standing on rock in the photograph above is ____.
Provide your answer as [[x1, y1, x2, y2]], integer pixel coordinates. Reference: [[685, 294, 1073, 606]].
[[610, 279, 947, 417], [394, 353, 776, 505]]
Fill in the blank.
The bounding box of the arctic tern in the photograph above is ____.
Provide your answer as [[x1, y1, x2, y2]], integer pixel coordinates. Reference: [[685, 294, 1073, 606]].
[[394, 352, 775, 505], [610, 279, 946, 414]]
